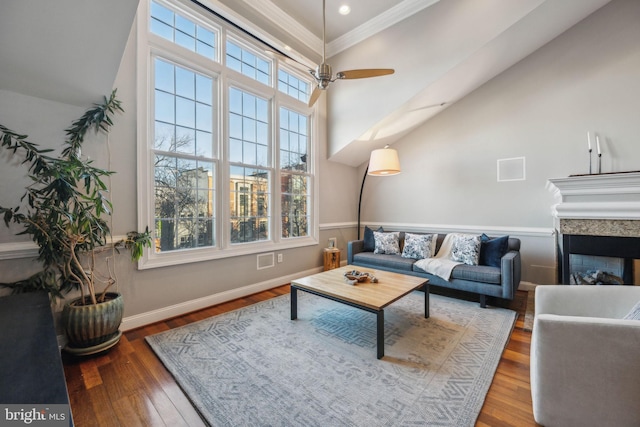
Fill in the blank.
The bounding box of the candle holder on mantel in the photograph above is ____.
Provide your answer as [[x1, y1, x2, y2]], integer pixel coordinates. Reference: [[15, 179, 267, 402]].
[[587, 151, 603, 175], [596, 134, 602, 174], [598, 152, 602, 174], [586, 132, 603, 175]]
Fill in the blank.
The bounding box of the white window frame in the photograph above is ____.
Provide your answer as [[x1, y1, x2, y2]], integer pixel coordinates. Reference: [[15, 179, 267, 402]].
[[136, 0, 318, 269], [278, 66, 312, 103]]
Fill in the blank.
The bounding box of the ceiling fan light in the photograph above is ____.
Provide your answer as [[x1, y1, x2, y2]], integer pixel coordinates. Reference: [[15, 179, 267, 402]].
[[368, 146, 401, 176]]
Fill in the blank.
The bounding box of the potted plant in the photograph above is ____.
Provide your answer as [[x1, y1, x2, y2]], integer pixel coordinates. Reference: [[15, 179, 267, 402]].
[[0, 90, 152, 354]]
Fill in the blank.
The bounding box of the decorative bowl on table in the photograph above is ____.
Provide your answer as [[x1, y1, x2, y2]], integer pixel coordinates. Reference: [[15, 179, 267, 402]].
[[343, 270, 378, 285]]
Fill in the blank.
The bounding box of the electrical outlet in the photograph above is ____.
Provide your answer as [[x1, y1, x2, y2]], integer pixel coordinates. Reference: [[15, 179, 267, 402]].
[[277, 253, 283, 263]]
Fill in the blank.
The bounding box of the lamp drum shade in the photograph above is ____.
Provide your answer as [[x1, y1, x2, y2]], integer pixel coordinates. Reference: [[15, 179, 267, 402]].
[[368, 147, 401, 175]]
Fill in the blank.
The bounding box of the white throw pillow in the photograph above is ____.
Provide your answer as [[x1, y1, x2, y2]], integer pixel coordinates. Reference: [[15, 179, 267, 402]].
[[451, 234, 481, 265], [373, 231, 400, 255], [402, 233, 437, 260]]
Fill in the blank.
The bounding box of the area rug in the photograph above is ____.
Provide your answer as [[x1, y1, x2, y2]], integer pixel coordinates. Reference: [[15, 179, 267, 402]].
[[146, 292, 516, 427]]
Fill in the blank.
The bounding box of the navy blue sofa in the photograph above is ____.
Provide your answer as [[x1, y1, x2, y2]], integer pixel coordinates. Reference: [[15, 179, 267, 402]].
[[347, 232, 521, 307]]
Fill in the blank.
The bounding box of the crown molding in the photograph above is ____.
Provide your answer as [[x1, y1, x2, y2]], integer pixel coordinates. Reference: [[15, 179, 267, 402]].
[[193, 0, 316, 68], [241, 0, 440, 59], [241, 0, 322, 55], [327, 0, 440, 57]]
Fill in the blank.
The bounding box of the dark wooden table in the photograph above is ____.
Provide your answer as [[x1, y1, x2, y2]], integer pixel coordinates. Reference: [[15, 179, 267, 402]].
[[0, 292, 73, 425]]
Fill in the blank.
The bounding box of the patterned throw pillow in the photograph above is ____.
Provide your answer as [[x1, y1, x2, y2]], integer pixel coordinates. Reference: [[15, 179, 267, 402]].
[[623, 300, 640, 320], [402, 233, 436, 260], [373, 231, 400, 255], [451, 234, 482, 265]]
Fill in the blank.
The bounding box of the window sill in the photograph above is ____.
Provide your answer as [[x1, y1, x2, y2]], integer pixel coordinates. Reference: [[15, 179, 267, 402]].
[[137, 236, 318, 269]]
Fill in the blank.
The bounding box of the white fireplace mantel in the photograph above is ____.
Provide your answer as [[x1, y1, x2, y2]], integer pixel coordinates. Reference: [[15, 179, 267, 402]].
[[548, 172, 640, 220]]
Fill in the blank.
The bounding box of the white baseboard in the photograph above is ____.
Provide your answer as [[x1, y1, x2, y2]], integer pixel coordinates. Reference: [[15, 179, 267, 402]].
[[120, 266, 323, 331]]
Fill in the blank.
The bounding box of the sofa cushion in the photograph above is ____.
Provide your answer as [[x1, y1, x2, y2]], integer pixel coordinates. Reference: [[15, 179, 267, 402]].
[[401, 233, 436, 260], [480, 234, 510, 268], [353, 253, 415, 272], [374, 231, 400, 255], [451, 234, 481, 265], [450, 264, 502, 285]]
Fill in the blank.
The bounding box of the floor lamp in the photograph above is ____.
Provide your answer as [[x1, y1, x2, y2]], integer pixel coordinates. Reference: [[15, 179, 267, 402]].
[[357, 145, 401, 239]]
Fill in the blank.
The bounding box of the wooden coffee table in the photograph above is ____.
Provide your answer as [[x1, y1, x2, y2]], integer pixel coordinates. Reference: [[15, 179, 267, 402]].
[[290, 265, 429, 359]]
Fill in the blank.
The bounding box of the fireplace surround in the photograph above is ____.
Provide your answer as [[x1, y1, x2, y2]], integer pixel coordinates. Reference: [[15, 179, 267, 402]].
[[548, 172, 640, 284]]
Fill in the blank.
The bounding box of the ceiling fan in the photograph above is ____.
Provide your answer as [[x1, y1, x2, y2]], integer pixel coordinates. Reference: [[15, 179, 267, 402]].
[[307, 0, 395, 107]]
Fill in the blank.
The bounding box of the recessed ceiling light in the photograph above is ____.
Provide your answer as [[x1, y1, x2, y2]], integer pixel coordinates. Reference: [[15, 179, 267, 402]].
[[339, 5, 351, 15], [284, 45, 292, 51]]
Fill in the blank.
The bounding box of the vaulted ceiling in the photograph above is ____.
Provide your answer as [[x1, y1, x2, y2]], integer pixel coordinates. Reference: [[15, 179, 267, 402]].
[[0, 0, 613, 166], [0, 0, 139, 107], [226, 0, 613, 166]]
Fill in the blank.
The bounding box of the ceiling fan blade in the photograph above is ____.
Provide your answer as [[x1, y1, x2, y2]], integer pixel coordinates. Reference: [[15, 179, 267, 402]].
[[308, 86, 323, 107], [336, 69, 395, 79]]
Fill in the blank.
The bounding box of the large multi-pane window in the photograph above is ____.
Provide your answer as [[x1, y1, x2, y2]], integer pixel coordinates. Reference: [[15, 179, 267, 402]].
[[139, 0, 315, 266], [280, 108, 309, 238], [153, 58, 216, 252], [229, 88, 270, 244], [278, 70, 310, 103], [150, 1, 216, 60], [226, 41, 270, 86]]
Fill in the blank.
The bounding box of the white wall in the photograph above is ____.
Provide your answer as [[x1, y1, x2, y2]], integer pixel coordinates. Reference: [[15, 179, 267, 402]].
[[325, 0, 612, 167], [359, 0, 640, 284], [0, 93, 91, 304]]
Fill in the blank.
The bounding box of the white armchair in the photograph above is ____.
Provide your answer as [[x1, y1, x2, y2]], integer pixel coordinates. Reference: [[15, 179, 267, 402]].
[[530, 285, 640, 427]]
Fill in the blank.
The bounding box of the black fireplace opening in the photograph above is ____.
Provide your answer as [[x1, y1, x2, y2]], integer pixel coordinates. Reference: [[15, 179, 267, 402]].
[[559, 234, 640, 284]]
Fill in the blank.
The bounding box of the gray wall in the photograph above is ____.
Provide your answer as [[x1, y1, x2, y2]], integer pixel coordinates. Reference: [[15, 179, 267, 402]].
[[0, 16, 358, 326], [358, 0, 640, 284]]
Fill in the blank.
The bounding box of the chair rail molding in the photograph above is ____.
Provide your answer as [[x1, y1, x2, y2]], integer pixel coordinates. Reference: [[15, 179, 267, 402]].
[[0, 241, 38, 260], [365, 222, 554, 238], [0, 235, 128, 261]]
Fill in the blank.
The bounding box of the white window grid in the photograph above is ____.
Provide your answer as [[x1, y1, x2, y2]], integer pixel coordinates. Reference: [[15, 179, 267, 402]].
[[137, 0, 317, 269]]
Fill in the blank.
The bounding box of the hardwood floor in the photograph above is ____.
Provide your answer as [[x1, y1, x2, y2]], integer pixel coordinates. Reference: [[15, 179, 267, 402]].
[[476, 291, 540, 427], [62, 286, 540, 426]]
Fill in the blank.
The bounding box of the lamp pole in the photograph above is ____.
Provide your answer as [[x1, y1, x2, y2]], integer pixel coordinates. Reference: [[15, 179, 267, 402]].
[[357, 163, 369, 240]]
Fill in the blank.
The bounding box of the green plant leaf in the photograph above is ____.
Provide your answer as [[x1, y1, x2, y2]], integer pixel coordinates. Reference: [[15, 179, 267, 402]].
[[0, 89, 149, 301]]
